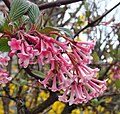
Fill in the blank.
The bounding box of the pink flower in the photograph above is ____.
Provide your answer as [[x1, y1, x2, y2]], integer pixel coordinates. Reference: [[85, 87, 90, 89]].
[[39, 60, 59, 91], [8, 38, 21, 51], [8, 38, 22, 57], [24, 33, 39, 44], [20, 32, 107, 105], [75, 40, 95, 53], [39, 69, 53, 88], [17, 40, 39, 68], [26, 45, 39, 58], [48, 75, 58, 92], [17, 43, 30, 68], [113, 67, 120, 80], [58, 69, 73, 89], [58, 77, 107, 105], [114, 72, 120, 79], [72, 46, 93, 64], [39, 56, 72, 91], [57, 50, 107, 105], [0, 55, 10, 66], [37, 39, 52, 65], [0, 68, 12, 84], [58, 86, 69, 103]]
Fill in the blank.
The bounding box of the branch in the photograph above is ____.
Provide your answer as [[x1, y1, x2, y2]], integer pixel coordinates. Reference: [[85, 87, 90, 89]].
[[102, 61, 118, 77], [74, 2, 120, 38], [62, 104, 76, 114], [31, 91, 58, 114], [39, 0, 83, 10], [3, 0, 83, 11]]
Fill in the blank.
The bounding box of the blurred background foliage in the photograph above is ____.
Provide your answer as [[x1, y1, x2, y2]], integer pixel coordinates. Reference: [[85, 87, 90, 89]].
[[0, 0, 120, 114]]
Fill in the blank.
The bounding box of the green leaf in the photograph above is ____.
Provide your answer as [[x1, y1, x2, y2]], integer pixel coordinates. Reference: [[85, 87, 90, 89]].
[[39, 26, 60, 34], [21, 15, 30, 24], [58, 27, 74, 38], [12, 80, 21, 86], [0, 39, 10, 52], [91, 98, 99, 105], [27, 3, 40, 24], [115, 79, 120, 88], [32, 70, 46, 78], [93, 51, 99, 63], [3, 19, 10, 32], [40, 26, 73, 38], [84, 2, 90, 10], [10, 0, 29, 21], [86, 11, 91, 17], [20, 79, 28, 86]]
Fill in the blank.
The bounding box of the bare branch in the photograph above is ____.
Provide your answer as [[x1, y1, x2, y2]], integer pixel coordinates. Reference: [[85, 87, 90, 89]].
[[74, 2, 120, 38], [2, 0, 83, 11], [39, 0, 83, 10], [31, 91, 58, 114]]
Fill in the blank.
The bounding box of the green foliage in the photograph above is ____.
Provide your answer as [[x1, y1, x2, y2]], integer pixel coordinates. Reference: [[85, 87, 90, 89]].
[[0, 0, 120, 114], [21, 15, 30, 24], [85, 11, 91, 17], [40, 26, 73, 38], [93, 51, 99, 63], [20, 79, 28, 86], [32, 70, 46, 78], [40, 26, 60, 34], [10, 0, 29, 21], [91, 98, 99, 105], [115, 79, 120, 88], [12, 80, 21, 86], [58, 27, 74, 38], [9, 0, 40, 23], [27, 3, 40, 24], [0, 39, 10, 52]]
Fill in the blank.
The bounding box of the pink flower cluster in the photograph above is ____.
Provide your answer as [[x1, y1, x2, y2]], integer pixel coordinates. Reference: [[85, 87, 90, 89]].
[[8, 31, 107, 105], [8, 38, 39, 68], [0, 54, 11, 84], [113, 66, 120, 80]]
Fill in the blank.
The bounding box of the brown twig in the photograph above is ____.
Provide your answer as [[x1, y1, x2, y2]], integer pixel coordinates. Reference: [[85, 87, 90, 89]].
[[74, 2, 120, 38], [31, 91, 58, 114], [39, 0, 83, 10], [3, 0, 83, 11]]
